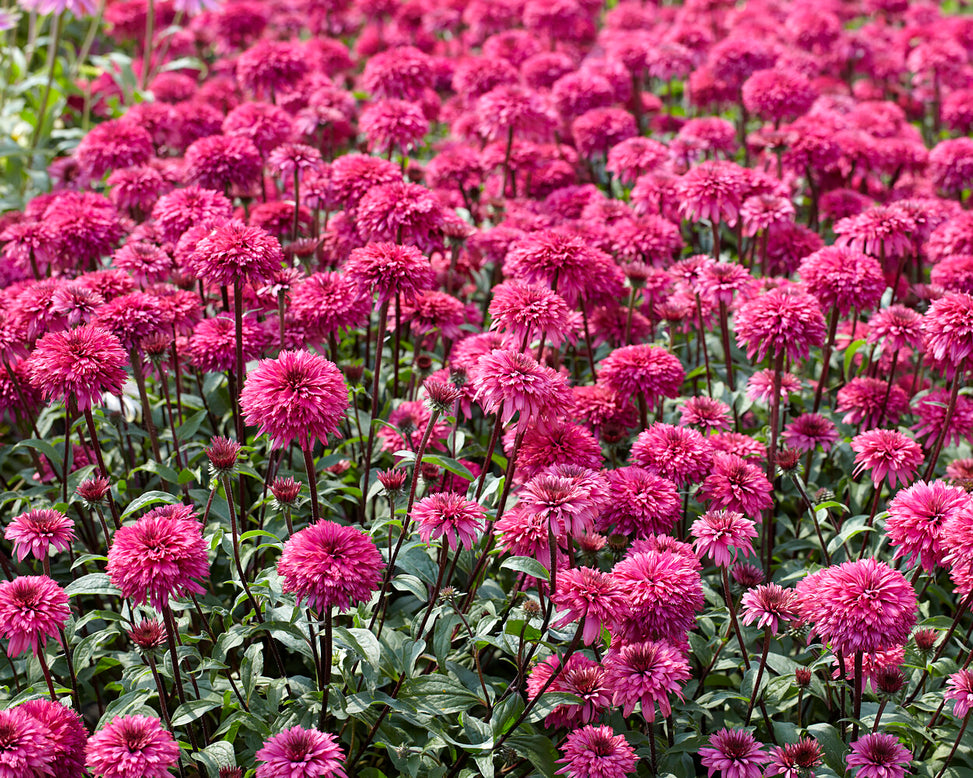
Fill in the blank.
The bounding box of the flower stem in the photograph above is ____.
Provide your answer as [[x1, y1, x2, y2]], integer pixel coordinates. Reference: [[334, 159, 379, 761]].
[[744, 628, 772, 726], [934, 713, 969, 778], [813, 307, 840, 413], [301, 443, 321, 523], [359, 299, 390, 519], [924, 360, 964, 481], [318, 609, 333, 730], [27, 14, 62, 160]]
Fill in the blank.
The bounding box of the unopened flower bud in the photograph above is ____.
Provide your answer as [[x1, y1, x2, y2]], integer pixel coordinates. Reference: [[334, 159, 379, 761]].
[[522, 598, 541, 617], [875, 666, 905, 696], [128, 618, 166, 650], [420, 462, 440, 482], [378, 469, 408, 500], [424, 379, 461, 414], [271, 476, 302, 507], [795, 667, 812, 687], [206, 436, 241, 477], [77, 476, 111, 506], [732, 563, 764, 589], [415, 354, 434, 377], [775, 448, 800, 471], [344, 364, 364, 385], [219, 769, 243, 778], [914, 628, 938, 653]]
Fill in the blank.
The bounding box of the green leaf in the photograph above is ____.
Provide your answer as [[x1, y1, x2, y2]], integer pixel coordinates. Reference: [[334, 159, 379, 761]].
[[190, 741, 236, 778], [14, 438, 62, 467], [334, 626, 382, 670], [171, 699, 222, 727], [176, 410, 208, 441], [398, 676, 484, 715], [506, 734, 558, 778], [500, 556, 550, 582], [121, 490, 181, 519], [807, 723, 846, 772], [844, 338, 867, 377], [64, 573, 120, 598]]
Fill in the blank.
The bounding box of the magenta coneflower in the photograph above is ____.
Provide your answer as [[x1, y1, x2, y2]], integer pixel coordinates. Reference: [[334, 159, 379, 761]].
[[556, 725, 638, 778], [885, 480, 968, 573], [611, 549, 704, 645], [766, 738, 823, 778], [691, 510, 758, 567], [551, 566, 626, 644], [0, 575, 69, 657], [845, 733, 911, 778], [676, 160, 748, 227], [277, 520, 383, 614], [0, 706, 57, 777], [344, 242, 435, 305], [745, 369, 802, 405], [740, 583, 800, 635], [355, 181, 446, 249], [5, 509, 75, 562], [412, 493, 485, 551], [851, 429, 924, 488], [362, 45, 433, 101], [189, 220, 283, 288], [107, 507, 209, 612], [528, 654, 611, 729], [945, 669, 973, 718], [922, 291, 973, 367], [606, 137, 669, 185], [85, 715, 180, 778], [798, 246, 886, 316], [519, 471, 603, 539], [836, 377, 909, 429], [26, 324, 127, 411], [360, 99, 429, 156], [489, 280, 576, 349], [795, 559, 917, 655], [188, 315, 270, 374], [289, 272, 372, 342], [240, 350, 348, 450], [603, 640, 690, 720], [630, 423, 713, 487], [699, 728, 768, 778], [184, 134, 262, 193], [507, 420, 603, 481], [735, 287, 826, 364], [782, 413, 839, 454], [696, 454, 773, 517], [18, 697, 87, 777], [680, 396, 732, 434], [255, 726, 346, 778], [470, 348, 572, 430], [599, 344, 685, 409], [597, 467, 680, 538]]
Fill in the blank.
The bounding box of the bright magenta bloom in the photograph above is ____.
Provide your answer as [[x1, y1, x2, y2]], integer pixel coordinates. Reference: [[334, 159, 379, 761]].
[[0, 706, 57, 777], [344, 242, 434, 305], [922, 291, 973, 367], [740, 584, 800, 635], [696, 454, 773, 517], [551, 567, 626, 644], [603, 640, 690, 720], [85, 715, 180, 778], [489, 280, 576, 348], [471, 348, 572, 430], [17, 698, 87, 778], [599, 344, 685, 405], [26, 324, 128, 410], [783, 413, 839, 453], [851, 429, 924, 488], [5, 509, 75, 562], [691, 510, 758, 567], [277, 521, 383, 614], [795, 559, 917, 655], [766, 738, 823, 778], [556, 725, 638, 778], [527, 654, 610, 729], [735, 287, 826, 363], [845, 733, 911, 778], [0, 575, 69, 657], [630, 423, 713, 487], [107, 505, 209, 611], [598, 467, 680, 538], [240, 350, 349, 450], [945, 669, 973, 718], [412, 493, 485, 551], [255, 726, 346, 778], [189, 219, 284, 287], [886, 480, 969, 572], [798, 246, 885, 316], [699, 728, 768, 778]]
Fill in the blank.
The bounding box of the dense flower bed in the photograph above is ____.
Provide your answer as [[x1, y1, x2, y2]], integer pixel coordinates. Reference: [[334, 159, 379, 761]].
[[1, 0, 973, 776]]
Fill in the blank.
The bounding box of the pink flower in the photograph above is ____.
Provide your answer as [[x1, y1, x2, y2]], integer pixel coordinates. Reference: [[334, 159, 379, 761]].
[[922, 291, 973, 367], [597, 467, 680, 538], [4, 508, 75, 562], [735, 287, 826, 363], [691, 510, 758, 567], [489, 280, 576, 349], [150, 184, 233, 244], [85, 715, 180, 778], [107, 506, 209, 612], [834, 206, 915, 260], [551, 567, 626, 644], [361, 46, 434, 101], [412, 493, 485, 551], [745, 369, 802, 404], [599, 344, 684, 406], [945, 669, 973, 719], [360, 100, 428, 155], [798, 246, 886, 316], [742, 67, 816, 122], [184, 134, 262, 193], [527, 654, 610, 729], [236, 40, 308, 97], [630, 423, 713, 487], [680, 396, 732, 434], [851, 429, 924, 488], [289, 272, 372, 341], [189, 220, 284, 288], [355, 181, 446, 250], [17, 698, 87, 778], [471, 348, 572, 430], [676, 160, 748, 227], [845, 733, 911, 778], [699, 728, 768, 778], [344, 242, 435, 305], [556, 725, 638, 778], [519, 469, 607, 540], [603, 640, 690, 720], [766, 738, 823, 778], [277, 521, 383, 614], [26, 324, 127, 411], [75, 120, 154, 181], [740, 584, 800, 635], [837, 378, 910, 429], [783, 414, 839, 453], [0, 575, 69, 657], [0, 706, 57, 777], [255, 726, 346, 778], [240, 350, 349, 450], [795, 559, 917, 655], [886, 480, 969, 572], [696, 454, 773, 517]]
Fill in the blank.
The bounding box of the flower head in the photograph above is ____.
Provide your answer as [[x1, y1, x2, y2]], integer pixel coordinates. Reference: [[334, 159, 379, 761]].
[[344, 242, 434, 305], [26, 324, 128, 410], [630, 423, 713, 488], [740, 584, 800, 635], [5, 509, 75, 562], [696, 454, 773, 517], [886, 480, 969, 573], [255, 726, 346, 778], [735, 287, 826, 363], [489, 280, 576, 349], [691, 510, 758, 567], [945, 669, 973, 719], [603, 640, 690, 720], [85, 715, 180, 778], [599, 345, 684, 405], [597, 467, 680, 538], [766, 737, 823, 778], [413, 493, 485, 551], [277, 521, 383, 614], [17, 698, 87, 778], [240, 350, 349, 450], [851, 429, 924, 488], [0, 706, 57, 777], [922, 291, 973, 367], [795, 558, 917, 655], [699, 728, 768, 778], [556, 725, 638, 778], [799, 247, 886, 316], [551, 567, 626, 645], [471, 348, 572, 430], [0, 575, 69, 657], [189, 220, 283, 288], [783, 413, 839, 454], [845, 733, 911, 778]]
